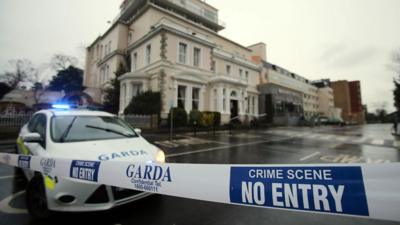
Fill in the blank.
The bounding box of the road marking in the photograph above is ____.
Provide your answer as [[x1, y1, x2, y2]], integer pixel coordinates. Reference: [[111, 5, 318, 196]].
[[231, 133, 261, 139], [166, 136, 296, 158], [307, 134, 320, 139], [0, 191, 28, 214], [319, 153, 391, 164], [154, 141, 179, 148], [335, 136, 349, 142], [371, 139, 385, 146], [0, 175, 15, 180], [329, 143, 341, 149], [299, 151, 321, 161], [177, 135, 230, 145], [319, 135, 332, 140], [352, 137, 368, 143]]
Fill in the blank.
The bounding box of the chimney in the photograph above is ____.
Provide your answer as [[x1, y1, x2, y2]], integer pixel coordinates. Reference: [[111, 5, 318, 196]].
[[248, 42, 267, 63]]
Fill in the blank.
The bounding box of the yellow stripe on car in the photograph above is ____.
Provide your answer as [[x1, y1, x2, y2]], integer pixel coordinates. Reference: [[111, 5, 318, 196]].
[[16, 137, 29, 155], [44, 176, 55, 190]]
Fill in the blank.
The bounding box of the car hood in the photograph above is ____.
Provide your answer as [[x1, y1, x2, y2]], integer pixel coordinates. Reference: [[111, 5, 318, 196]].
[[47, 137, 159, 162]]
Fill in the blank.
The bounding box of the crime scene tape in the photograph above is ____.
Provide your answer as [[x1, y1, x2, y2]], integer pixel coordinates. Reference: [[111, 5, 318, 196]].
[[0, 152, 400, 222]]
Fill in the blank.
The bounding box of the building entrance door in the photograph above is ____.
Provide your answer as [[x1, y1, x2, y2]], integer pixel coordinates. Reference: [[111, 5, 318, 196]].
[[230, 100, 238, 119]]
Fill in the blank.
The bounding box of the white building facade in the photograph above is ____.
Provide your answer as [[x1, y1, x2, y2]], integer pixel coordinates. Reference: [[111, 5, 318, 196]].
[[84, 0, 260, 124]]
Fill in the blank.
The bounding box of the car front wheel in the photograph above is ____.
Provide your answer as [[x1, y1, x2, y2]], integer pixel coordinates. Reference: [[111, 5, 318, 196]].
[[26, 175, 52, 219]]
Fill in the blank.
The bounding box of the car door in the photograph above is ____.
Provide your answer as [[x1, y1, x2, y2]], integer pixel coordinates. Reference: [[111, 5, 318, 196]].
[[17, 114, 40, 155], [17, 113, 48, 178], [24, 113, 48, 156]]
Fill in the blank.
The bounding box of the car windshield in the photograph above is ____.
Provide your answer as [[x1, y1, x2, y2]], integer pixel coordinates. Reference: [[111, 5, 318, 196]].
[[51, 116, 138, 142]]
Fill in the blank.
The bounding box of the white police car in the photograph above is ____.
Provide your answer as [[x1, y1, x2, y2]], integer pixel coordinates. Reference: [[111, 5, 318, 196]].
[[16, 105, 165, 219]]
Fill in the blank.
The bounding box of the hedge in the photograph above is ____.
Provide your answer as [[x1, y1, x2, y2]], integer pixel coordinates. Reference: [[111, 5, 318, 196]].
[[168, 107, 188, 127], [189, 110, 203, 126]]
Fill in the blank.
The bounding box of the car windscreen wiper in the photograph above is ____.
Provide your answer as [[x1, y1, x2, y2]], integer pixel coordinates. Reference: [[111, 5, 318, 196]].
[[60, 116, 77, 142], [85, 125, 136, 138]]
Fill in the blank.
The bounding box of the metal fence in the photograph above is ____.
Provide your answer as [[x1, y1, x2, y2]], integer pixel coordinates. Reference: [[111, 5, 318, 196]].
[[0, 114, 157, 129], [0, 114, 32, 128], [120, 114, 158, 129]]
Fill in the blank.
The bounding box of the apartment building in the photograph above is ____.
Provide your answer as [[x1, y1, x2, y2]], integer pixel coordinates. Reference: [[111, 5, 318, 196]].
[[248, 44, 319, 125], [331, 80, 365, 124], [312, 79, 342, 120], [84, 0, 260, 124]]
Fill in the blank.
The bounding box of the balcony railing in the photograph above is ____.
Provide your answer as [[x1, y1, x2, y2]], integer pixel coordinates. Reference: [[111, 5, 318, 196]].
[[166, 0, 225, 27], [211, 74, 248, 86]]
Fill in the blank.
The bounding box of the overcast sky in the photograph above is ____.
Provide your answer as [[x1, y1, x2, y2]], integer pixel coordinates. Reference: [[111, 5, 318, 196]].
[[1, 0, 399, 111]]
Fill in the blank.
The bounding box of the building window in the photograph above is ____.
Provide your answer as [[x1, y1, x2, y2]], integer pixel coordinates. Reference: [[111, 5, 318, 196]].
[[179, 43, 187, 64], [245, 71, 249, 82], [226, 65, 231, 75], [146, 44, 151, 65], [241, 92, 245, 113], [177, 85, 186, 109], [193, 47, 201, 67], [133, 52, 137, 71], [100, 68, 104, 84], [192, 87, 200, 110], [132, 83, 143, 97], [108, 41, 112, 54], [275, 102, 283, 114], [105, 65, 110, 81], [252, 96, 255, 114], [239, 69, 243, 79]]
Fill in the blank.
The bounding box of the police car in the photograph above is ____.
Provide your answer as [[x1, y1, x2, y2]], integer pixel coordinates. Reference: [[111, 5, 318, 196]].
[[16, 105, 166, 219]]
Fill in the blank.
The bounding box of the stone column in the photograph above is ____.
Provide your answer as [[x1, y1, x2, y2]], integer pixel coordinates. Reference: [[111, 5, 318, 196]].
[[126, 82, 133, 106], [186, 85, 192, 113], [119, 82, 126, 114], [200, 85, 206, 111], [218, 87, 223, 113], [255, 95, 259, 115], [172, 79, 178, 108], [225, 88, 231, 115]]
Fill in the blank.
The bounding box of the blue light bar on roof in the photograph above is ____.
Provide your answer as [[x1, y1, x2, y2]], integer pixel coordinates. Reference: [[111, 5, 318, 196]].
[[52, 104, 70, 109]]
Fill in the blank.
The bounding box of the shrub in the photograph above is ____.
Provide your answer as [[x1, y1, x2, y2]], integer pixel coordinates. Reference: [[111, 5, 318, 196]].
[[201, 112, 214, 127], [168, 107, 187, 127], [189, 110, 203, 126], [212, 112, 221, 126], [201, 111, 221, 127], [124, 91, 161, 115]]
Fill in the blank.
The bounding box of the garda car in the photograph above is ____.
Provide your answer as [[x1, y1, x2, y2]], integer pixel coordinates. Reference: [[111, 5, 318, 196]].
[[16, 105, 165, 219]]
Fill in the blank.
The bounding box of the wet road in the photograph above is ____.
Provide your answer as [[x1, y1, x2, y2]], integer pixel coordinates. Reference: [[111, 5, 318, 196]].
[[0, 124, 399, 225]]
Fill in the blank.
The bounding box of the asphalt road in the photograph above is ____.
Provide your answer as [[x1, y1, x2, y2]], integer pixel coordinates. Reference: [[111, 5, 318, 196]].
[[0, 124, 399, 225]]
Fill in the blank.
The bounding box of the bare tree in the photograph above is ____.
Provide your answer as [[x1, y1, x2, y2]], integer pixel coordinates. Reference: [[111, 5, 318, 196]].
[[0, 59, 37, 90], [391, 48, 400, 76], [31, 68, 45, 104], [50, 54, 79, 71], [392, 49, 400, 115], [372, 101, 388, 111]]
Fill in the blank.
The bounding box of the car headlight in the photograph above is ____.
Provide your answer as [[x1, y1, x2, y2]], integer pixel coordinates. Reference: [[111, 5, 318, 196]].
[[155, 150, 166, 163]]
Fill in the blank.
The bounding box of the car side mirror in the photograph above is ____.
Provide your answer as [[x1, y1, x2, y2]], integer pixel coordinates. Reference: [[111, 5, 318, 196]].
[[22, 133, 43, 143], [134, 128, 142, 135]]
